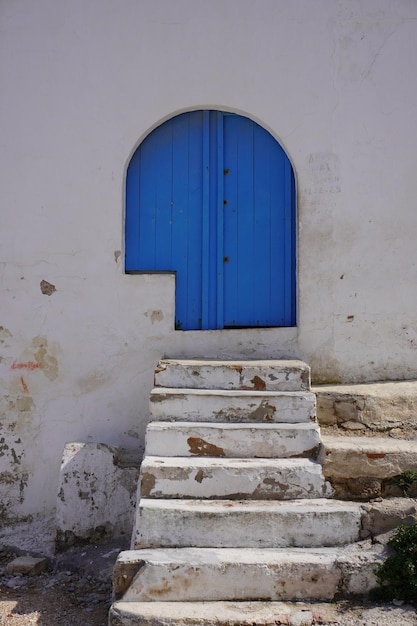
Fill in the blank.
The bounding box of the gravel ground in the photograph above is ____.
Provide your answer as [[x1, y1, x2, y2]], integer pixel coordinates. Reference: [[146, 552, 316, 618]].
[[0, 549, 110, 625], [0, 541, 416, 625], [1, 547, 417, 626]]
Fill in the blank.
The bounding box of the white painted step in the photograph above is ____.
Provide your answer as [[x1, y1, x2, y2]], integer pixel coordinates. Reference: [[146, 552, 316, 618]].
[[109, 600, 338, 626], [155, 359, 311, 391], [139, 457, 333, 499], [113, 546, 383, 602], [145, 421, 321, 458], [133, 498, 364, 549], [150, 388, 316, 423]]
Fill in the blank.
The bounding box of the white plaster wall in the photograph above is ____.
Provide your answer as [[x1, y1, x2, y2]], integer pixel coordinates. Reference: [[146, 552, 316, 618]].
[[0, 0, 417, 521]]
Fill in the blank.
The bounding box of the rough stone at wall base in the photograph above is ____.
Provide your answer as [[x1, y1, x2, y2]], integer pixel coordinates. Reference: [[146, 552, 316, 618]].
[[6, 556, 48, 575], [321, 435, 417, 500], [314, 380, 417, 437]]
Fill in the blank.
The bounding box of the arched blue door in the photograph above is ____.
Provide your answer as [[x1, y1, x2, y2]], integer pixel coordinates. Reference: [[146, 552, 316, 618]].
[[126, 111, 295, 330]]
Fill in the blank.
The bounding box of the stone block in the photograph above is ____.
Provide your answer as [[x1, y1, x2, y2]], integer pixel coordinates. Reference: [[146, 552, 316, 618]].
[[134, 498, 363, 549], [155, 359, 311, 391], [6, 556, 47, 575], [109, 601, 338, 626], [321, 435, 417, 499], [360, 498, 417, 538], [150, 388, 317, 424], [314, 381, 417, 435], [139, 456, 333, 500], [145, 421, 321, 458], [113, 545, 383, 603], [115, 548, 341, 602], [56, 442, 140, 549]]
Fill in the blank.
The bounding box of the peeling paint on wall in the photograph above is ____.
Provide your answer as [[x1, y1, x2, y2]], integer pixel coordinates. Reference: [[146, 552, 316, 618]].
[[0, 390, 33, 524], [0, 327, 13, 343], [40, 280, 56, 296], [0, 327, 61, 525], [32, 336, 58, 381], [56, 442, 140, 548], [77, 370, 112, 394], [144, 310, 164, 323], [305, 153, 341, 195]]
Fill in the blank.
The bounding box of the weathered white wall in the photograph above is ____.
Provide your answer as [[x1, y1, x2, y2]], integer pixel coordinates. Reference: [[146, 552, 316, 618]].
[[1, 0, 417, 522]]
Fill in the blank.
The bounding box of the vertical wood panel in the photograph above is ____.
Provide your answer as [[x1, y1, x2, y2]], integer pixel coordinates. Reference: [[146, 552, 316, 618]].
[[186, 112, 204, 329], [216, 112, 224, 329], [222, 115, 238, 326], [269, 141, 285, 325], [235, 117, 255, 324], [254, 123, 273, 324], [172, 113, 189, 329], [201, 111, 210, 329]]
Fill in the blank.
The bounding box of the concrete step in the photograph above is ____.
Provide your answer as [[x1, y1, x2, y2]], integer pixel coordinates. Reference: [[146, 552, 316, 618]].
[[139, 457, 333, 500], [133, 498, 364, 549], [112, 545, 384, 603], [109, 600, 339, 626], [145, 421, 321, 458], [155, 359, 311, 391], [150, 388, 316, 423], [321, 435, 417, 500]]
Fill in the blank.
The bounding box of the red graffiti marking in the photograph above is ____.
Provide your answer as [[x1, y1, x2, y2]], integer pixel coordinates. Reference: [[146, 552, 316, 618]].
[[11, 361, 41, 371], [20, 377, 29, 393]]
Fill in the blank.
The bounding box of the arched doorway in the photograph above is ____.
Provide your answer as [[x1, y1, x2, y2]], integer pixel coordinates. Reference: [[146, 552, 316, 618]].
[[126, 110, 296, 330]]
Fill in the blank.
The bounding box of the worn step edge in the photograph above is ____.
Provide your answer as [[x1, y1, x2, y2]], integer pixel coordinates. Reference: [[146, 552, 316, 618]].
[[150, 389, 316, 424], [155, 359, 311, 391], [151, 388, 316, 399], [109, 601, 338, 626], [145, 421, 321, 458], [134, 498, 364, 549], [139, 456, 333, 500], [113, 545, 385, 602]]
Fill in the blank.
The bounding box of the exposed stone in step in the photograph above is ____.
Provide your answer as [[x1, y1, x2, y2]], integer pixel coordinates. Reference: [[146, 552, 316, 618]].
[[139, 457, 333, 500], [321, 435, 417, 500], [109, 600, 339, 626], [133, 498, 364, 549], [145, 421, 321, 458], [150, 388, 316, 423], [360, 497, 417, 539], [113, 545, 384, 602], [155, 359, 311, 392], [314, 380, 417, 436]]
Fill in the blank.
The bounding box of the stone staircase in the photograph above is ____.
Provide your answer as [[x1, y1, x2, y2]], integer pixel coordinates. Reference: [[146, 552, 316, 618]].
[[109, 359, 387, 625]]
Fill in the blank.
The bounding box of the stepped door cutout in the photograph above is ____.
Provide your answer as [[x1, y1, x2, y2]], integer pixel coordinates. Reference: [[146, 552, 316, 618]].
[[126, 110, 296, 330]]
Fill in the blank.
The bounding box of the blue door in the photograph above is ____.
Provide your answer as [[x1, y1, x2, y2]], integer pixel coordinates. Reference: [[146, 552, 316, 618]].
[[126, 111, 295, 330]]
